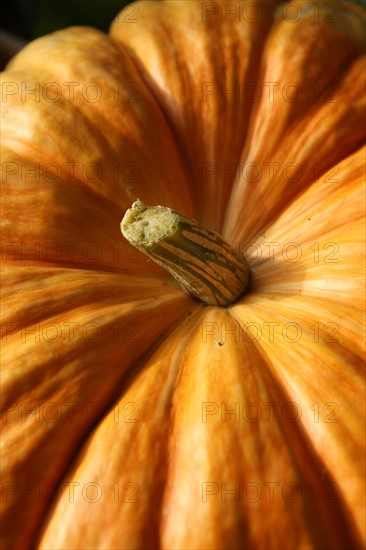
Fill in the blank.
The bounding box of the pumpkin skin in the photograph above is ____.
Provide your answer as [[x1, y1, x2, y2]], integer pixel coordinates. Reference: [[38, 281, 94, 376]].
[[1, 0, 365, 548]]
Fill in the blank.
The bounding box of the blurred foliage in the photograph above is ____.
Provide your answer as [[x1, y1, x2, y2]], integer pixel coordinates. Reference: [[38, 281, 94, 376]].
[[33, 0, 134, 37]]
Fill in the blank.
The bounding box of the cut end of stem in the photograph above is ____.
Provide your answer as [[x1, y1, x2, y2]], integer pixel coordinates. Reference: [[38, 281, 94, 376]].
[[121, 200, 251, 307], [121, 199, 178, 246]]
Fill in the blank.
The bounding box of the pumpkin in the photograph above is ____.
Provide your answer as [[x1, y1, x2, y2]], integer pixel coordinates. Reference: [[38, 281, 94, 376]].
[[1, 0, 365, 548]]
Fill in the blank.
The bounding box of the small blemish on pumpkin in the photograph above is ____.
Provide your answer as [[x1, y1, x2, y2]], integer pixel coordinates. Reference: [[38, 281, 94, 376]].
[[216, 341, 224, 347]]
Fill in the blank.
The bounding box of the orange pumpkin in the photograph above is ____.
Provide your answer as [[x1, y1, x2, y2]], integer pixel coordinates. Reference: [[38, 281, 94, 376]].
[[1, 1, 365, 548]]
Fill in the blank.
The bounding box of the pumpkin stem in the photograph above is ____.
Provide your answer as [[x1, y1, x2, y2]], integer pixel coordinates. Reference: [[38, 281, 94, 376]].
[[121, 200, 250, 306]]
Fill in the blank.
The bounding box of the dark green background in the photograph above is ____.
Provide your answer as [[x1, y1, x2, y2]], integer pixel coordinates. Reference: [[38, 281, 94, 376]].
[[1, 0, 134, 68], [33, 0, 133, 37]]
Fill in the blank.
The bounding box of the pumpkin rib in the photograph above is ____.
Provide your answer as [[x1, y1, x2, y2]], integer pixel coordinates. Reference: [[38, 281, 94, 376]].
[[116, 25, 264, 233], [1, 141, 129, 223], [223, 34, 366, 241], [224, 321, 364, 549], [33, 314, 194, 550], [117, 43, 202, 211], [1, 27, 196, 216], [160, 308, 359, 549], [233, 293, 366, 366], [35, 308, 204, 550], [236, 292, 366, 360], [230, 304, 365, 543], [0, 256, 168, 275], [258, 147, 365, 239], [3, 293, 200, 418], [1, 289, 196, 549], [34, 310, 358, 548], [110, 0, 276, 232], [1, 146, 177, 276], [243, 146, 365, 308], [235, 14, 360, 162], [1, 103, 190, 222], [1, 275, 187, 342]]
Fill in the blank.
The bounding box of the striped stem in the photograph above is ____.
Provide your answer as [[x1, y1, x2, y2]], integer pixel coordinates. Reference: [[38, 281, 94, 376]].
[[121, 200, 250, 306]]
